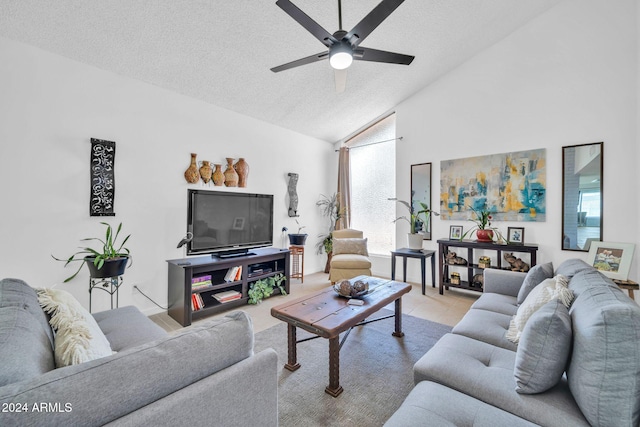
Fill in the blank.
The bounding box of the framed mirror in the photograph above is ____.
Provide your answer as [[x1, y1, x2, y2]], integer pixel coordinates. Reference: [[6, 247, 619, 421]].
[[411, 162, 433, 240], [562, 142, 603, 251]]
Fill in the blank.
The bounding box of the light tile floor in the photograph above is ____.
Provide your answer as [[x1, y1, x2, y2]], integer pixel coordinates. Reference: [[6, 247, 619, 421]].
[[150, 272, 479, 333]]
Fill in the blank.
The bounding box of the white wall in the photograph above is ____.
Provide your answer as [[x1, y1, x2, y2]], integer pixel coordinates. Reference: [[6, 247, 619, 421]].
[[393, 0, 638, 283], [0, 36, 334, 314]]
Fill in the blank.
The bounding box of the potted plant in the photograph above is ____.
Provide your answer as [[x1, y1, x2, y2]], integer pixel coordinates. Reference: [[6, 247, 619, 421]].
[[315, 192, 344, 273], [389, 198, 439, 250], [287, 219, 308, 246], [461, 204, 503, 243], [248, 274, 287, 304], [53, 222, 131, 282]]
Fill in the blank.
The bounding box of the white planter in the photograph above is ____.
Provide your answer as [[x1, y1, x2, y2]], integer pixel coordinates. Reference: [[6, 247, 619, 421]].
[[407, 233, 423, 250]]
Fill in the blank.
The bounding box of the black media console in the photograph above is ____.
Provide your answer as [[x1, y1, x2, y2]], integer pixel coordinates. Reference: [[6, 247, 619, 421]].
[[167, 247, 290, 326]]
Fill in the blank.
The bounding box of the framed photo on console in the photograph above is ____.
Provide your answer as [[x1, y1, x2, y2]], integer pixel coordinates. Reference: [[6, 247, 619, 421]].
[[587, 241, 636, 280], [507, 227, 525, 245], [449, 226, 463, 240]]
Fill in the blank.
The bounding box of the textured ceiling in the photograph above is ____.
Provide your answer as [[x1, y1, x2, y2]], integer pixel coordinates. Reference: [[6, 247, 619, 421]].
[[0, 0, 561, 142]]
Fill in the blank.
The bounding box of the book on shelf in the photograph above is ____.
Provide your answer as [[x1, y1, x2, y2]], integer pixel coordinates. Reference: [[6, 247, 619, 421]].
[[192, 275, 212, 289], [213, 290, 242, 303], [224, 266, 242, 282], [192, 280, 212, 289], [192, 274, 212, 284], [191, 293, 205, 311]]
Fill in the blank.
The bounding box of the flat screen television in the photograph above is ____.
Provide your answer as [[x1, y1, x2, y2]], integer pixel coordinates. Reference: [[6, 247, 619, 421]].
[[187, 189, 274, 257]]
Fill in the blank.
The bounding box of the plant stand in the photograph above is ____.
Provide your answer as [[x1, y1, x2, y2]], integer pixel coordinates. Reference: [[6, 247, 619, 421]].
[[89, 276, 123, 313], [290, 245, 304, 283]]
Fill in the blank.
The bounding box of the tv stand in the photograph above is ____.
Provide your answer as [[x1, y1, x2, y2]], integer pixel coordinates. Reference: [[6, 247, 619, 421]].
[[167, 247, 290, 327]]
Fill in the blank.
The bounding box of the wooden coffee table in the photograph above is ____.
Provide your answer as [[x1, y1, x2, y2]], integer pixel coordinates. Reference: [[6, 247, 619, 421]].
[[270, 276, 412, 397]]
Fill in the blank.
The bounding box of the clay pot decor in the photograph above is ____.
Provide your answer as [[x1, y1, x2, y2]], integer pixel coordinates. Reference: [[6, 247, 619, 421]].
[[223, 158, 239, 187], [184, 153, 200, 184], [212, 164, 224, 186], [199, 161, 212, 184], [234, 158, 249, 187], [476, 229, 494, 243]]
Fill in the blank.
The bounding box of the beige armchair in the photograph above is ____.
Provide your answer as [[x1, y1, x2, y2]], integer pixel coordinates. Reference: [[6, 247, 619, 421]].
[[329, 229, 372, 283]]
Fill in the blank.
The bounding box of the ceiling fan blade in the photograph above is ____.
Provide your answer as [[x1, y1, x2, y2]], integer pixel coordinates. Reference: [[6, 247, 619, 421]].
[[271, 51, 329, 73], [344, 0, 405, 47], [334, 69, 347, 93], [276, 0, 338, 47], [355, 47, 414, 65]]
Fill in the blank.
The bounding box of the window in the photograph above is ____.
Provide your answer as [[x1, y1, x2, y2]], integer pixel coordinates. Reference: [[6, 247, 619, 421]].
[[579, 190, 601, 217], [347, 114, 396, 254]]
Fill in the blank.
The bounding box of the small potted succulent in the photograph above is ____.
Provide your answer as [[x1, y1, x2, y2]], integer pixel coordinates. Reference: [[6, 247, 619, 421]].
[[53, 222, 131, 282]]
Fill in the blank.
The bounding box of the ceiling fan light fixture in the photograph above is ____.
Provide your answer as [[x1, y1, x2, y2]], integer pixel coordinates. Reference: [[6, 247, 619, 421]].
[[329, 44, 353, 70]]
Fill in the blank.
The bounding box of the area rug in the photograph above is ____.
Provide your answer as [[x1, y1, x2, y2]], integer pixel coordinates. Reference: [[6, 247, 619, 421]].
[[253, 310, 452, 427]]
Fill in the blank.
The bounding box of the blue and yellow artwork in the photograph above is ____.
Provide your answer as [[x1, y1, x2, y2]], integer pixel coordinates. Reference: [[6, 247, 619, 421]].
[[440, 149, 546, 222]]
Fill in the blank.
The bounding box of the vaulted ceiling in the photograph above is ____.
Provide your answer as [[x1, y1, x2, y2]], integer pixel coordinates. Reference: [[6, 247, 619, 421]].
[[0, 0, 562, 142]]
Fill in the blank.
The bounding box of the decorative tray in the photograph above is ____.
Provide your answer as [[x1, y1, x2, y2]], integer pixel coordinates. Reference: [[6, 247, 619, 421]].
[[333, 279, 370, 299]]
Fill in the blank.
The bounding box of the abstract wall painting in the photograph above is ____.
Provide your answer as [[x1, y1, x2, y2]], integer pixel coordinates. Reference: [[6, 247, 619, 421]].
[[90, 138, 116, 216], [440, 148, 546, 222]]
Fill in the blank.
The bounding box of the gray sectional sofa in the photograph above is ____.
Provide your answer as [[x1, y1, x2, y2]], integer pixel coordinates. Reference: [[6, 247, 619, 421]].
[[0, 278, 278, 427], [386, 259, 640, 426]]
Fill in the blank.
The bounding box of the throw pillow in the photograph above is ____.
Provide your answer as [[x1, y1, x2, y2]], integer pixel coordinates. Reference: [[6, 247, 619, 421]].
[[514, 299, 572, 394], [517, 262, 554, 305], [506, 275, 573, 344], [332, 238, 369, 256], [37, 288, 113, 367]]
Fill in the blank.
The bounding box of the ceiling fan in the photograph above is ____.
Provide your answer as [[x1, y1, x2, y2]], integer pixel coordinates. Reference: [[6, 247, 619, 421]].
[[270, 0, 414, 92]]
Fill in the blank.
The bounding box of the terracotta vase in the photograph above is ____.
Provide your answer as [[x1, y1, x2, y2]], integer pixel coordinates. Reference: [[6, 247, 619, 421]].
[[476, 229, 494, 242], [199, 161, 212, 184], [234, 158, 249, 187], [184, 153, 200, 184], [223, 158, 239, 187], [212, 164, 224, 186]]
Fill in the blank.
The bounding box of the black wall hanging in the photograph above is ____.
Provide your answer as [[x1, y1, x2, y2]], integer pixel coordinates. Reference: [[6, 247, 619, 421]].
[[90, 138, 116, 216]]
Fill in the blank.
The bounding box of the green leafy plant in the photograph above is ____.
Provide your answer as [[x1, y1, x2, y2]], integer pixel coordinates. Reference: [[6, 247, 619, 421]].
[[461, 205, 505, 242], [389, 198, 439, 234], [315, 192, 345, 255], [248, 274, 286, 304], [468, 205, 492, 230], [52, 222, 131, 282]]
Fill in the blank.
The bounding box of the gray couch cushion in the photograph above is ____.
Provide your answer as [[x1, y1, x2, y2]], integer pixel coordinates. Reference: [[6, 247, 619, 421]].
[[555, 258, 594, 279], [414, 333, 589, 426], [451, 309, 517, 351], [0, 278, 54, 349], [0, 311, 255, 426], [92, 306, 167, 352], [515, 299, 572, 394], [105, 348, 278, 427], [470, 293, 518, 316], [566, 269, 640, 427], [384, 381, 538, 427], [483, 269, 527, 297], [517, 262, 554, 304], [0, 306, 56, 387]]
